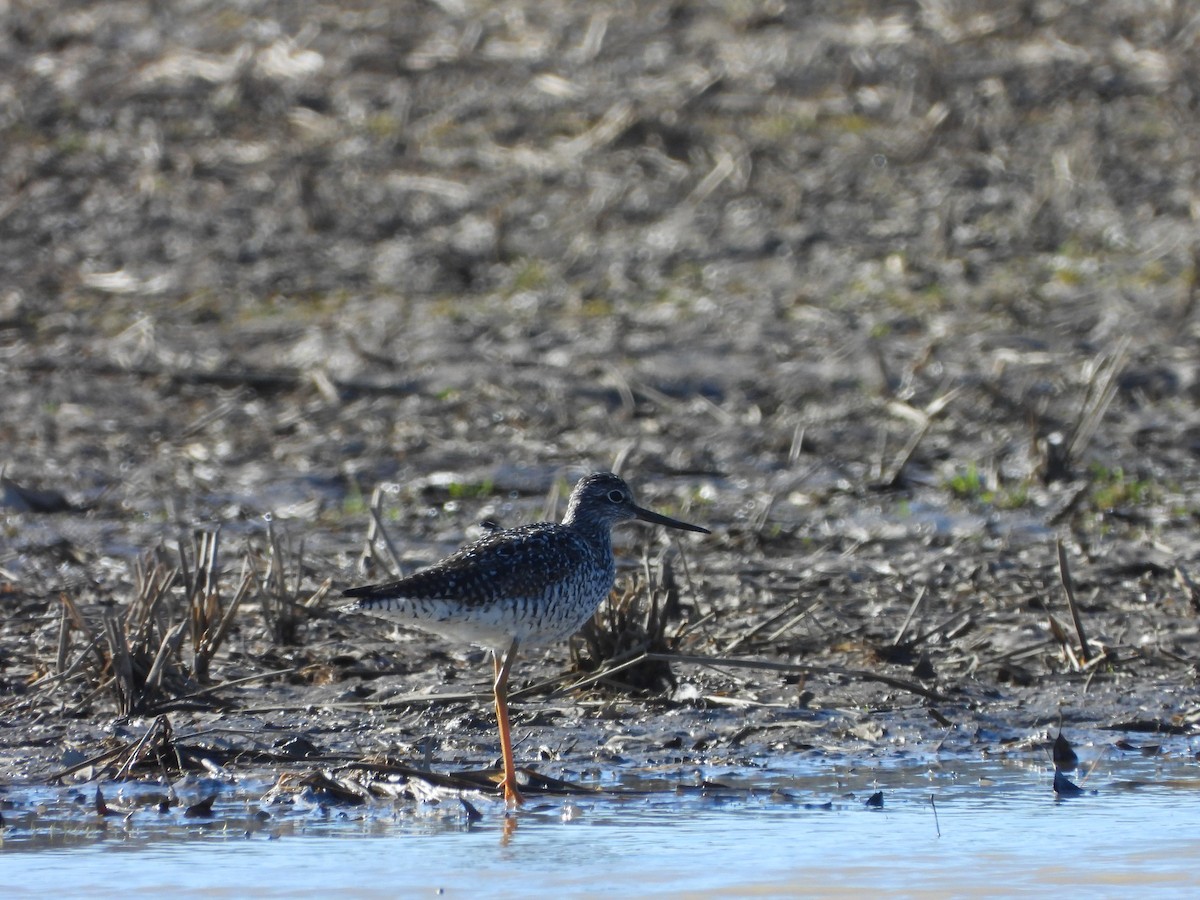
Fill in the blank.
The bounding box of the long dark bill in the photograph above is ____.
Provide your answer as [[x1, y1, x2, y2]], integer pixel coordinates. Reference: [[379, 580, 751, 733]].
[[633, 506, 710, 534]]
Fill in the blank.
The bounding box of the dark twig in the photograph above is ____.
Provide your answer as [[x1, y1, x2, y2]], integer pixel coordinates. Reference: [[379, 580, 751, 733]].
[[47, 744, 128, 784], [113, 715, 175, 781], [58, 592, 106, 672], [892, 585, 928, 646], [1065, 337, 1129, 469], [644, 652, 951, 702], [724, 595, 811, 653], [764, 600, 822, 645], [1056, 538, 1093, 664], [56, 599, 71, 675], [102, 612, 137, 716], [882, 388, 961, 489], [909, 597, 987, 648], [1041, 339, 1130, 483], [365, 485, 405, 577]]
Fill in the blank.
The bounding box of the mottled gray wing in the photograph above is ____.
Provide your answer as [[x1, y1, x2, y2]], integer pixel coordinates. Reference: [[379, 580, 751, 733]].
[[343, 524, 590, 608]]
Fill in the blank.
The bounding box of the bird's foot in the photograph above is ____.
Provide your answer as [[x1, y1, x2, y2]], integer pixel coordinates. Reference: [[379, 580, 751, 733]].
[[499, 772, 525, 807]]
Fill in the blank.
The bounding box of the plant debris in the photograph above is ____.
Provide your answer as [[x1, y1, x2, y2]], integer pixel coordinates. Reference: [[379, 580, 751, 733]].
[[2, 0, 1200, 806]]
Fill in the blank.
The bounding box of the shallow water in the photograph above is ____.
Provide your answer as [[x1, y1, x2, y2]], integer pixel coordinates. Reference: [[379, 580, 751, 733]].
[[4, 750, 1199, 897]]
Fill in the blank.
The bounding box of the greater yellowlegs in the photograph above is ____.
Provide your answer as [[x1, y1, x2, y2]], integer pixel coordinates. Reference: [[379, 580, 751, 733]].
[[343, 472, 709, 805]]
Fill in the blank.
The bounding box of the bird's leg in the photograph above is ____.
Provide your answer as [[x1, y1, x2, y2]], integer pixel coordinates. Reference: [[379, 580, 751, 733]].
[[492, 638, 524, 807]]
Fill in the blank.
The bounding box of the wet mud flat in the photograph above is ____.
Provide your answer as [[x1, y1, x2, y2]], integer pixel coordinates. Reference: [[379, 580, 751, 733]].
[[2, 0, 1200, 837]]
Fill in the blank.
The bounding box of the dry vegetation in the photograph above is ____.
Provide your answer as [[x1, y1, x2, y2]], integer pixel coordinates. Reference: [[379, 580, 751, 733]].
[[2, 0, 1200, 802]]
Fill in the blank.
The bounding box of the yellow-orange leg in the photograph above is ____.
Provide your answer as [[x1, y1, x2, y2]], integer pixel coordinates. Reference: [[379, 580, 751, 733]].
[[492, 639, 524, 807]]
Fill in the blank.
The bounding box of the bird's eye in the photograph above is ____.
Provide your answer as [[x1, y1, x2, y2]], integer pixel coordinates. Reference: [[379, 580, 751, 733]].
[[606, 489, 624, 503]]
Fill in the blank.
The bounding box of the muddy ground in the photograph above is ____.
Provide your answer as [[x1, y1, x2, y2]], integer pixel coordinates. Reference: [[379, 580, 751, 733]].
[[2, 1, 1199, 802]]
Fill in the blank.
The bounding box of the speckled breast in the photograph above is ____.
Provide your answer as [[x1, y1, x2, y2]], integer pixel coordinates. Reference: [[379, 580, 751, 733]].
[[514, 548, 616, 645]]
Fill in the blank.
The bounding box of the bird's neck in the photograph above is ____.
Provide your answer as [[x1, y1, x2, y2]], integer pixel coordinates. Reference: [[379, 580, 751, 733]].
[[565, 516, 614, 554]]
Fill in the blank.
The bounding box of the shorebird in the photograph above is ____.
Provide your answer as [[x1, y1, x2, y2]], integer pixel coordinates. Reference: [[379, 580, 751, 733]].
[[343, 472, 709, 806]]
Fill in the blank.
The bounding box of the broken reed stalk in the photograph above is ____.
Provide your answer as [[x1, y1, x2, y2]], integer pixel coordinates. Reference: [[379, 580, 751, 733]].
[[181, 528, 247, 681], [885, 418, 933, 489], [909, 597, 987, 648], [53, 534, 251, 714], [254, 518, 331, 645], [1065, 337, 1129, 467], [194, 564, 250, 683], [89, 556, 196, 714], [58, 591, 106, 673], [113, 714, 177, 781], [763, 600, 821, 645], [47, 635, 103, 687], [144, 619, 189, 694], [167, 666, 299, 704], [183, 529, 216, 677], [1056, 538, 1093, 665], [102, 612, 137, 716], [260, 517, 301, 644], [363, 485, 404, 577], [892, 585, 928, 646], [1041, 339, 1130, 483], [58, 521, 326, 709], [56, 600, 70, 674], [127, 557, 177, 662], [883, 388, 961, 488], [1046, 613, 1080, 669], [724, 595, 809, 653], [551, 647, 661, 697]]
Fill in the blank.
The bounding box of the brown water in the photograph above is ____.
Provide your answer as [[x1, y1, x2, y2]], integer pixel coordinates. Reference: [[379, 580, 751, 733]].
[[3, 748, 1199, 897]]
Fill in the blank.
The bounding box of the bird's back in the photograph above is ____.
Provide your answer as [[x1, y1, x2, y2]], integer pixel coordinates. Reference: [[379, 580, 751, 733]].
[[343, 522, 615, 651]]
